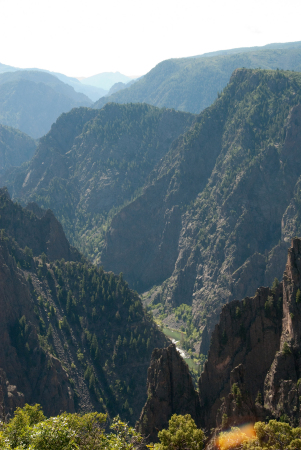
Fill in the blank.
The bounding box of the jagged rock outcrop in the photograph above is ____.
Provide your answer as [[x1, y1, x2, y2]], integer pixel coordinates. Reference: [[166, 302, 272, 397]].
[[137, 344, 201, 442], [264, 239, 301, 424], [215, 364, 268, 430]]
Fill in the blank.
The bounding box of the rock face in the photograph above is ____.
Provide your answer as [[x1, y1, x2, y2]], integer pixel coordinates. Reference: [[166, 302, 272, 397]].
[[0, 188, 80, 262], [264, 239, 301, 423], [207, 238, 301, 429], [199, 284, 282, 429], [137, 344, 201, 442], [140, 239, 301, 440]]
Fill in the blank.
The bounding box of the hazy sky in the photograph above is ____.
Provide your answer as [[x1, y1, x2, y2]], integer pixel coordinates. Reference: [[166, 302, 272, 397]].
[[1, 0, 301, 78]]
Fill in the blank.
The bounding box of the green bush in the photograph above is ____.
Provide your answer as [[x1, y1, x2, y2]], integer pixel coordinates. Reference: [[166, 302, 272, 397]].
[[242, 420, 301, 449], [154, 414, 205, 450]]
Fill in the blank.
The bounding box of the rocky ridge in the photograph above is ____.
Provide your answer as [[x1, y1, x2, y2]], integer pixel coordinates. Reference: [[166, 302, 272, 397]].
[[4, 103, 195, 263], [0, 189, 169, 422]]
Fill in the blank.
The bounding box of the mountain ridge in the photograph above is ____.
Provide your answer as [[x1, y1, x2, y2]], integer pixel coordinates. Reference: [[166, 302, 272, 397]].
[[93, 46, 301, 114]]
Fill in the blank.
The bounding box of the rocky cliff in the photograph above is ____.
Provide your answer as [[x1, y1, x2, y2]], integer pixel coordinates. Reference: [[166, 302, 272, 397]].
[[139, 239, 301, 441], [137, 344, 201, 442], [264, 238, 301, 424], [199, 283, 283, 430]]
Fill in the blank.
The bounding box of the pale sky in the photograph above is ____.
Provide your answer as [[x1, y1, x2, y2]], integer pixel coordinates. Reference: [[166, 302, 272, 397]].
[[1, 0, 301, 78]]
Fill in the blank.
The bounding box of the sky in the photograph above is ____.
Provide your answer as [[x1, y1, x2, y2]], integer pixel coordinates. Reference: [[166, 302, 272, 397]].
[[1, 0, 301, 78]]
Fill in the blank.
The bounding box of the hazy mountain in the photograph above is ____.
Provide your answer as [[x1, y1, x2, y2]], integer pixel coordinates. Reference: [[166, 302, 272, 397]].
[[0, 62, 18, 74], [82, 72, 136, 91], [194, 39, 301, 58], [0, 124, 37, 179], [49, 71, 108, 101], [93, 43, 301, 114], [0, 70, 92, 138], [107, 79, 138, 96], [0, 63, 107, 101]]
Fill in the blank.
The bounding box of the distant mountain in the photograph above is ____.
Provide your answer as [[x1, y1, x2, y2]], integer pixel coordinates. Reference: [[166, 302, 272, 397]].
[[0, 62, 17, 74], [4, 103, 195, 262], [107, 82, 127, 95], [0, 70, 92, 138], [93, 43, 301, 113], [107, 79, 138, 96], [0, 124, 37, 180], [48, 71, 108, 102], [82, 72, 136, 91], [194, 39, 301, 58], [0, 63, 107, 101]]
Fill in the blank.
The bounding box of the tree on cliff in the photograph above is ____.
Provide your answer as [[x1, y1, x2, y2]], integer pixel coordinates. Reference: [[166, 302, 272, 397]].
[[154, 414, 205, 450]]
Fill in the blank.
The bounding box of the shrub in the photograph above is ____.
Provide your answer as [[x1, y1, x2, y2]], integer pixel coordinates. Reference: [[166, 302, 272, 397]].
[[155, 414, 205, 450]]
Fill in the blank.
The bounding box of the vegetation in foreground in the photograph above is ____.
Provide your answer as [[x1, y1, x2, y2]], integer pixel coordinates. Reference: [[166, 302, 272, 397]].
[[0, 404, 144, 450], [218, 420, 301, 449], [2, 405, 301, 450]]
